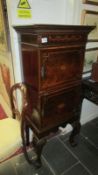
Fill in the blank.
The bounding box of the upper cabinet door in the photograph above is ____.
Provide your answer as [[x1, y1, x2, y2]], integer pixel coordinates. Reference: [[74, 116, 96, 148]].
[[40, 47, 84, 91]]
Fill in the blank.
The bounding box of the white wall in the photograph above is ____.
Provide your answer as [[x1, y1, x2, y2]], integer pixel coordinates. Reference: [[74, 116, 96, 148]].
[[6, 0, 98, 127], [11, 0, 66, 25]]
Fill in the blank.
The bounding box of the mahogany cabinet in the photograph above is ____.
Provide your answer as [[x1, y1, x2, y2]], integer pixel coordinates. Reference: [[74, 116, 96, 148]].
[[14, 25, 94, 167]]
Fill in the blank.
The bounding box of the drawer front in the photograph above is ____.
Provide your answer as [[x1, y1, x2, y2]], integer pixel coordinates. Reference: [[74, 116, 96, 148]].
[[40, 48, 84, 90], [41, 86, 82, 128], [21, 33, 86, 46]]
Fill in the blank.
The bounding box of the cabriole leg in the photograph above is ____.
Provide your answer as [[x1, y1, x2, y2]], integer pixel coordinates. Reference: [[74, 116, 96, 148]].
[[21, 119, 46, 168], [69, 120, 81, 146]]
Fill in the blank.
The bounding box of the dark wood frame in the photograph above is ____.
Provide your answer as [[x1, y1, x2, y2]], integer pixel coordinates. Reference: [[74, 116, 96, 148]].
[[83, 0, 98, 6]]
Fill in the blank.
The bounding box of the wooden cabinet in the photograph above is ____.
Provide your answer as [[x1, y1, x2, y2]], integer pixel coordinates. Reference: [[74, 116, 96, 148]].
[[14, 25, 94, 167]]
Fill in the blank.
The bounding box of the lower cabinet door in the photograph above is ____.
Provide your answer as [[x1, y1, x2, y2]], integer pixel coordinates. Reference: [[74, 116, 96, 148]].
[[41, 86, 82, 129]]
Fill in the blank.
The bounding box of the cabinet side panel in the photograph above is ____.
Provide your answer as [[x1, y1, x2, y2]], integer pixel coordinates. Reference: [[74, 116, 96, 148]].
[[21, 44, 39, 90]]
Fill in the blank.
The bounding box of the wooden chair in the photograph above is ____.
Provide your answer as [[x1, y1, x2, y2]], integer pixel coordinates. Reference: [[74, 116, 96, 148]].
[[0, 83, 27, 163], [18, 83, 45, 168], [0, 82, 45, 167], [0, 83, 29, 162], [11, 83, 43, 168]]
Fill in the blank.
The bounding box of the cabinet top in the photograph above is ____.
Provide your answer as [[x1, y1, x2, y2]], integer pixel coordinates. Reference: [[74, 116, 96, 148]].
[[14, 25, 95, 46], [14, 24, 94, 34]]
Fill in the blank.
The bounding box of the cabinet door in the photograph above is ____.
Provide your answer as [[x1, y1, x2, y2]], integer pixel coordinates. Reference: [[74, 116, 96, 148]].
[[40, 86, 82, 129], [40, 48, 84, 90], [28, 86, 82, 130]]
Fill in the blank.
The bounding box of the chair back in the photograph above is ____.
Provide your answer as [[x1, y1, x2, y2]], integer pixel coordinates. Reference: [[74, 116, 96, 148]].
[[10, 83, 28, 120]]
